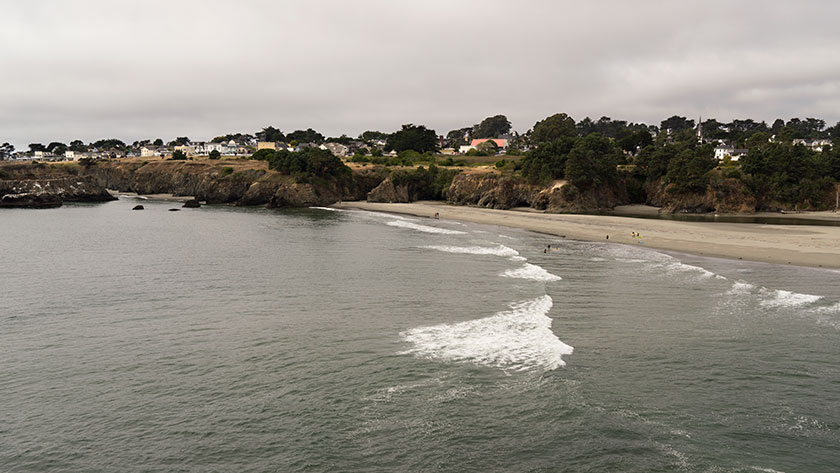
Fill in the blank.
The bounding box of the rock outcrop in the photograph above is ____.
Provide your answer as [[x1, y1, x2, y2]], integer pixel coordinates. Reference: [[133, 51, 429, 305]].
[[87, 161, 382, 208], [367, 178, 412, 203], [0, 166, 116, 208], [446, 173, 543, 209], [646, 177, 757, 213], [445, 172, 628, 212]]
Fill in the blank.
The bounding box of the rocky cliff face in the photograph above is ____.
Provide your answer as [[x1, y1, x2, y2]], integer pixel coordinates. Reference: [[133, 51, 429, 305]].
[[367, 178, 412, 203], [646, 177, 757, 213], [0, 163, 116, 207], [446, 173, 543, 209], [444, 172, 629, 212], [544, 181, 629, 213], [88, 161, 382, 208], [0, 160, 385, 209]]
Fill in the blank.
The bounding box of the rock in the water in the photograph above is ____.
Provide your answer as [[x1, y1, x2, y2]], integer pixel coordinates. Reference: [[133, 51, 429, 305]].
[[168, 208, 180, 212], [0, 193, 62, 208], [183, 198, 201, 208], [132, 204, 145, 210]]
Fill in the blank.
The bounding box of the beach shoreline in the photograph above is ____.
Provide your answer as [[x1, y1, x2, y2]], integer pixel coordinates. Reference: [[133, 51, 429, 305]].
[[334, 201, 840, 269]]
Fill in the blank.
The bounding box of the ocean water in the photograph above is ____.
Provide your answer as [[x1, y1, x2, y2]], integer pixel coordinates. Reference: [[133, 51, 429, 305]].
[[1, 199, 839, 472]]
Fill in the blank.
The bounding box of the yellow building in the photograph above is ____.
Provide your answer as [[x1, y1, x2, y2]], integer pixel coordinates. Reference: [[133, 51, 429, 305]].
[[257, 141, 277, 150]]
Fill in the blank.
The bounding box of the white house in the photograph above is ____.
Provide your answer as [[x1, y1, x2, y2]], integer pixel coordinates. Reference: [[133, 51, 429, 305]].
[[321, 142, 350, 157], [793, 138, 832, 152], [714, 144, 747, 162]]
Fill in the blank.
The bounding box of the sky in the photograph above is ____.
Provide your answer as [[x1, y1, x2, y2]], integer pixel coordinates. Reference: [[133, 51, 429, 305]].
[[2, 0, 840, 148]]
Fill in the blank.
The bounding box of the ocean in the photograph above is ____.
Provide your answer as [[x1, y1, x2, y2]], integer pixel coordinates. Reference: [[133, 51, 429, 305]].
[[1, 198, 839, 472]]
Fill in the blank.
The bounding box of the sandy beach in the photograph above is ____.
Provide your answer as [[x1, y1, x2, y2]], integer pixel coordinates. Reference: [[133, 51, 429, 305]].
[[334, 201, 840, 269]]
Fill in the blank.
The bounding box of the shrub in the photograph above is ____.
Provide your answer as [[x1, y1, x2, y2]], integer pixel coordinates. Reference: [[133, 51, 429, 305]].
[[209, 150, 221, 160], [170, 150, 187, 160]]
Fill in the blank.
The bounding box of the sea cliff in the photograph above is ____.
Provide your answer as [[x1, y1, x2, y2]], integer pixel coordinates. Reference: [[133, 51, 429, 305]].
[[2, 159, 827, 214]]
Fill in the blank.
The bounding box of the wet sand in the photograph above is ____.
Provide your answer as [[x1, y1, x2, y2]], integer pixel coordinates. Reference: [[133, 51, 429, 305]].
[[334, 201, 840, 269]]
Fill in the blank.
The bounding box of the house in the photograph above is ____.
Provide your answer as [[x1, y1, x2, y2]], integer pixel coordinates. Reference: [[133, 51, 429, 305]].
[[321, 142, 350, 157], [257, 141, 279, 150], [793, 138, 832, 152], [222, 140, 240, 156], [714, 144, 747, 162], [140, 147, 159, 157], [174, 145, 196, 155], [470, 138, 508, 149]]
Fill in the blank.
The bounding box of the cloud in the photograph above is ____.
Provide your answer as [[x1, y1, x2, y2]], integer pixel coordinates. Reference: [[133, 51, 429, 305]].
[[1, 0, 839, 147]]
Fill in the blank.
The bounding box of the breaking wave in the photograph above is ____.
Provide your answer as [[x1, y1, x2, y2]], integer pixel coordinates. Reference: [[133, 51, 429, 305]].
[[502, 263, 562, 282], [420, 244, 519, 258], [605, 245, 718, 279], [400, 295, 573, 371], [386, 220, 467, 235], [759, 288, 823, 308]]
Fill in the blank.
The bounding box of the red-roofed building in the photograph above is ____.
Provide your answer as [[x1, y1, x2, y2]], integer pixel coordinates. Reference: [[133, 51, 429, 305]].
[[469, 138, 508, 149]]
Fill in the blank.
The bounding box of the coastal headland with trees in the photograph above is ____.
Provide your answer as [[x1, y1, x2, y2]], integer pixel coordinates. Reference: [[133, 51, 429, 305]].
[[2, 112, 840, 215]]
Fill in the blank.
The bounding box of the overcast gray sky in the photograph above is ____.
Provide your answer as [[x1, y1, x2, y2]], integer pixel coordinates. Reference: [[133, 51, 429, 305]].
[[2, 0, 840, 148]]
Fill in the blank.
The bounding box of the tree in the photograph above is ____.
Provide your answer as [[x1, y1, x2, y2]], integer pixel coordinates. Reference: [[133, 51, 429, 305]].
[[0, 142, 14, 159], [170, 150, 187, 160], [208, 150, 221, 160], [473, 115, 511, 138], [46, 142, 67, 155], [520, 137, 577, 184], [564, 133, 619, 189], [91, 138, 127, 150], [168, 137, 190, 146], [29, 143, 46, 152], [386, 124, 439, 153], [699, 118, 728, 140], [286, 128, 324, 144], [359, 130, 389, 142], [263, 147, 351, 183], [660, 116, 695, 133], [531, 113, 576, 144], [256, 126, 285, 142], [69, 140, 88, 152], [617, 129, 653, 153], [326, 134, 353, 145], [771, 119, 785, 134], [153, 138, 164, 146], [665, 145, 716, 192], [445, 127, 472, 148]]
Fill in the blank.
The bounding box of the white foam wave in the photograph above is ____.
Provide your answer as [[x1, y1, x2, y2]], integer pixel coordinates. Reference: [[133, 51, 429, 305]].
[[309, 206, 341, 212], [662, 261, 716, 278], [759, 288, 823, 308], [604, 245, 720, 280], [812, 301, 840, 314], [420, 244, 519, 258], [728, 281, 756, 295], [386, 220, 467, 235], [510, 256, 527, 262], [502, 263, 562, 282], [750, 467, 786, 473], [400, 295, 573, 371]]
